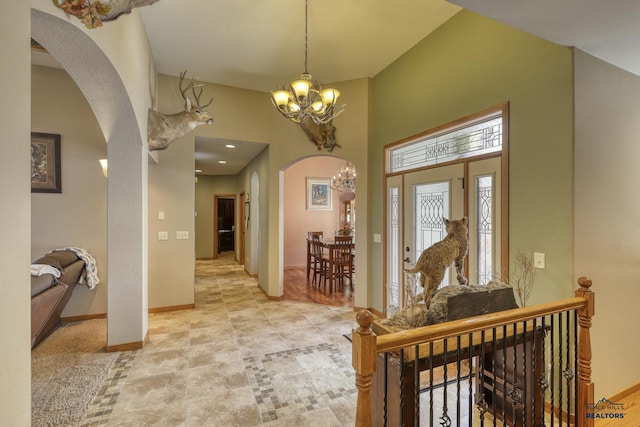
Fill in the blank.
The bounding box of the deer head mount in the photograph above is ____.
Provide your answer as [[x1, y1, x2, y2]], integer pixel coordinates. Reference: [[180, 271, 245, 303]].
[[148, 71, 214, 151], [298, 120, 340, 152], [53, 0, 161, 29]]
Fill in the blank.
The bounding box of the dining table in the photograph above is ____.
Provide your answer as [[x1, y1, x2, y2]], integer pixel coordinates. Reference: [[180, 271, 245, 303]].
[[306, 237, 355, 291]]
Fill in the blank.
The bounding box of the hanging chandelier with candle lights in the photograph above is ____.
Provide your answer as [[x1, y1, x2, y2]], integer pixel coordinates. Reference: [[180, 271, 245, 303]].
[[330, 162, 356, 192], [271, 0, 346, 125]]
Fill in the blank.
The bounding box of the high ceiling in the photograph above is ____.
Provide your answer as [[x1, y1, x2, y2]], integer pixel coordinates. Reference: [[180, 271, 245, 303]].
[[139, 0, 462, 93], [139, 0, 462, 175], [137, 0, 640, 175], [35, 1, 640, 175]]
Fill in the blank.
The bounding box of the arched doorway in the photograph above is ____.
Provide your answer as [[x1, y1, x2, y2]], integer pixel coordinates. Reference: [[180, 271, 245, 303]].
[[281, 155, 355, 307], [31, 8, 149, 349]]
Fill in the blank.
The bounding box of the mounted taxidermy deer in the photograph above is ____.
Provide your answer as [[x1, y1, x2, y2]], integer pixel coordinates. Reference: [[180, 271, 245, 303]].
[[299, 120, 340, 152], [53, 0, 161, 29], [148, 71, 214, 151]]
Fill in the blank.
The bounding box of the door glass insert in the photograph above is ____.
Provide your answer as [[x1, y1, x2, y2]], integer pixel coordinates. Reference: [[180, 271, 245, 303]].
[[413, 180, 450, 289], [387, 186, 400, 312], [476, 174, 493, 285]]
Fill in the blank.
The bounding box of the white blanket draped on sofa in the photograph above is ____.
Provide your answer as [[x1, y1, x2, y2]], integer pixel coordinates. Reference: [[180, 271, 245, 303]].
[[49, 247, 100, 290]]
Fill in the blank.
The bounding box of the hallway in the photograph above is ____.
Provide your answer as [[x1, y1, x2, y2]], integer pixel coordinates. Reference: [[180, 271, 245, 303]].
[[34, 254, 357, 426]]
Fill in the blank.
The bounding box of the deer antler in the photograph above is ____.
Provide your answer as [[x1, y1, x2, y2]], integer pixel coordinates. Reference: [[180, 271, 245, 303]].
[[191, 85, 213, 109], [178, 71, 195, 111], [178, 71, 213, 111]]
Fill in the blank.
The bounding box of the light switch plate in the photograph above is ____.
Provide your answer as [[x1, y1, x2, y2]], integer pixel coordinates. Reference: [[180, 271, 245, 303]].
[[533, 252, 545, 269], [176, 231, 189, 240], [158, 231, 168, 241]]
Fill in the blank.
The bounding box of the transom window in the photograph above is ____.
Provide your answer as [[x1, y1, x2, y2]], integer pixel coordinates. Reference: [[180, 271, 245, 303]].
[[387, 113, 503, 173]]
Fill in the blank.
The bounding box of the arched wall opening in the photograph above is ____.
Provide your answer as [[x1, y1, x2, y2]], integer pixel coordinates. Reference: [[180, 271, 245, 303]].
[[280, 155, 358, 304], [31, 8, 149, 348]]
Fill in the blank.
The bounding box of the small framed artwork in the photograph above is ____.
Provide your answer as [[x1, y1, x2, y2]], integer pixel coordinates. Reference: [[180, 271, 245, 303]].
[[306, 177, 332, 210], [31, 132, 61, 193]]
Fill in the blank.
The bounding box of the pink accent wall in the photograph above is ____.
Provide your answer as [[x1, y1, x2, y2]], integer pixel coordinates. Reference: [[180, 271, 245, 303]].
[[283, 156, 346, 267]]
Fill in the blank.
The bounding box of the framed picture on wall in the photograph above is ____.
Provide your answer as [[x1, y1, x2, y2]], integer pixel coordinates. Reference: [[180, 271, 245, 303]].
[[31, 132, 61, 193], [306, 177, 332, 211]]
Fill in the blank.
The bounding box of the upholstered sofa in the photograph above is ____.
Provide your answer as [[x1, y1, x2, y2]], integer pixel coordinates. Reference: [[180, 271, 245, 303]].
[[31, 250, 86, 348]]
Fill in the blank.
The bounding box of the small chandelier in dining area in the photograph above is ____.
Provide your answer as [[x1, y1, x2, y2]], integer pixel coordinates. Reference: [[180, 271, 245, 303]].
[[330, 162, 356, 193], [270, 0, 345, 125]]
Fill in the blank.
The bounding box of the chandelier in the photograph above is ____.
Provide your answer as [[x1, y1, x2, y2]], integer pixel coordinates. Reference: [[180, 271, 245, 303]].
[[271, 0, 345, 125], [330, 162, 356, 192]]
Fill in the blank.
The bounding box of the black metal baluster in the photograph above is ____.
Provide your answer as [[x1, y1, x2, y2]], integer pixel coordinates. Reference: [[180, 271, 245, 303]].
[[468, 333, 474, 427], [509, 323, 521, 426], [522, 320, 527, 427], [400, 348, 405, 427], [457, 335, 462, 426], [532, 318, 538, 426], [574, 310, 579, 427], [384, 352, 389, 427], [539, 317, 549, 427], [492, 328, 497, 427], [502, 325, 507, 427], [550, 314, 555, 427], [564, 311, 574, 425], [415, 345, 420, 426], [558, 313, 563, 426], [441, 338, 451, 426], [430, 341, 434, 427], [476, 330, 488, 426]]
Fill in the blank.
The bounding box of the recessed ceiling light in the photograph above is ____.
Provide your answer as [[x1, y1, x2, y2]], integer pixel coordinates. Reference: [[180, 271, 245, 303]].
[[195, 169, 202, 173], [225, 144, 235, 149], [218, 160, 227, 164]]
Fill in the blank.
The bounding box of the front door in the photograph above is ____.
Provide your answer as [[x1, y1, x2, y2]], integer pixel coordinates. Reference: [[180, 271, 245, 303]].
[[385, 158, 502, 315]]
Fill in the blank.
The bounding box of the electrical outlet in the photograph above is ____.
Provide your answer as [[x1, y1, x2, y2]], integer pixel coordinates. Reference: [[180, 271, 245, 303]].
[[158, 211, 165, 220], [158, 231, 168, 241], [176, 231, 189, 240]]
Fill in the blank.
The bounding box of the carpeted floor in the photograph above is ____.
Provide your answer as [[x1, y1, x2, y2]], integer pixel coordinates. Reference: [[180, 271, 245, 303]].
[[32, 352, 118, 426], [31, 319, 118, 427]]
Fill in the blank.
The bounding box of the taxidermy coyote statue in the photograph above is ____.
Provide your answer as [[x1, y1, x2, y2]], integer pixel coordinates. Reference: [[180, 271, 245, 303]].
[[404, 217, 469, 307]]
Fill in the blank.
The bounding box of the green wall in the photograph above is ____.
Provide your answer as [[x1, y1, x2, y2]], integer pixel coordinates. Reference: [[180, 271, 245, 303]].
[[368, 10, 574, 311]]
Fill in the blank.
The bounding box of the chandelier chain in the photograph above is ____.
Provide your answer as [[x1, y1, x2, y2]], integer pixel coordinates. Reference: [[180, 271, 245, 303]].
[[270, 0, 346, 127], [304, 0, 308, 74]]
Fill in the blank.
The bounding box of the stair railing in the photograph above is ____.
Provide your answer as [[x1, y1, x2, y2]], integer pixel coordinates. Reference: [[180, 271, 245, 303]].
[[352, 277, 594, 426]]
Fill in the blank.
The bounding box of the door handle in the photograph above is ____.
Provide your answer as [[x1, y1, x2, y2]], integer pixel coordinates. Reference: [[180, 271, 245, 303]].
[[404, 257, 411, 263]]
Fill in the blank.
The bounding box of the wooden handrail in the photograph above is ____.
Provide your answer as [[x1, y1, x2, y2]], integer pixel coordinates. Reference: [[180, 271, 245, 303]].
[[375, 296, 586, 353], [352, 277, 595, 426]]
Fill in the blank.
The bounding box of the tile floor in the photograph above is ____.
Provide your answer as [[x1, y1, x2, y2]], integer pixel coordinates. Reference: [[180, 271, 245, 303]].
[[82, 254, 358, 426]]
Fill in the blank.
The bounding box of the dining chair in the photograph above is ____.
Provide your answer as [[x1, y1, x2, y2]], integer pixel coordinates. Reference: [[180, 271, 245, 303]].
[[307, 231, 323, 280], [309, 234, 326, 285], [323, 236, 354, 291]]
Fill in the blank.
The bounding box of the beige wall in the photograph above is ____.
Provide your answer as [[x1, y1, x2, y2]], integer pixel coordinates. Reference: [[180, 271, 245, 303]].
[[369, 10, 574, 311], [574, 49, 640, 398], [1, 2, 31, 423], [31, 66, 108, 316]]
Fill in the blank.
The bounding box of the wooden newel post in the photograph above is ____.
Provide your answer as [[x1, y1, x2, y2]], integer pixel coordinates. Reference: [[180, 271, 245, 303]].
[[352, 309, 376, 427], [576, 277, 595, 427]]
